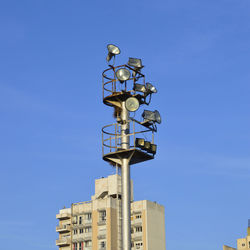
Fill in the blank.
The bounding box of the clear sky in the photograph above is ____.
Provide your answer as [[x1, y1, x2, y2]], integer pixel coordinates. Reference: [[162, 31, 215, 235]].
[[0, 0, 249, 250]]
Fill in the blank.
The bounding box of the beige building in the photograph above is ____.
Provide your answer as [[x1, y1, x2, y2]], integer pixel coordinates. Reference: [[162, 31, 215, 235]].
[[223, 221, 250, 250], [56, 174, 166, 250]]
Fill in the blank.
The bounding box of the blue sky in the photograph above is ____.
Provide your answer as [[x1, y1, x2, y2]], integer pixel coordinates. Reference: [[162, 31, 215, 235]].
[[0, 0, 249, 249]]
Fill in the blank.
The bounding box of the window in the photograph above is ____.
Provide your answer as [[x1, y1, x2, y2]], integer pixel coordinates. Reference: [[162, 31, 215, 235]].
[[85, 213, 92, 220], [99, 210, 106, 221], [74, 229, 78, 235], [100, 241, 106, 248], [79, 228, 84, 234], [136, 214, 141, 219], [79, 216, 82, 225], [79, 242, 83, 250], [84, 227, 92, 233], [73, 243, 77, 250], [135, 242, 143, 249], [135, 226, 142, 232], [85, 240, 92, 247]]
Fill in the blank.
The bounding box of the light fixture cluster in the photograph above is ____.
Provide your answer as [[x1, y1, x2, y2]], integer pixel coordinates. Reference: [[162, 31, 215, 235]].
[[105, 44, 162, 155], [135, 138, 157, 155]]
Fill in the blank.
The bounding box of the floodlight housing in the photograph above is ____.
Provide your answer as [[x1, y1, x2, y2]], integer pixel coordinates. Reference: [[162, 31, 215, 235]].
[[142, 110, 162, 124], [144, 141, 151, 151], [135, 138, 145, 148], [149, 144, 157, 154], [125, 97, 140, 112], [128, 57, 143, 69], [106, 44, 121, 63], [146, 83, 157, 94], [116, 68, 130, 82], [133, 83, 146, 93]]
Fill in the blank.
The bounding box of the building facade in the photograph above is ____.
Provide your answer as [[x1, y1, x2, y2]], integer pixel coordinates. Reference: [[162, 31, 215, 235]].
[[223, 221, 250, 250], [56, 174, 166, 250]]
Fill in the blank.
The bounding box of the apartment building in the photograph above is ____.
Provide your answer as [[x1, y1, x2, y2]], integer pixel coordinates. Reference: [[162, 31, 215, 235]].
[[223, 220, 250, 250], [56, 174, 166, 250]]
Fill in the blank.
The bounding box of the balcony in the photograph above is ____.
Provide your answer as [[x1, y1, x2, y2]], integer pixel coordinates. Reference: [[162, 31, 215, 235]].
[[56, 213, 71, 220], [132, 232, 142, 241], [132, 218, 142, 226], [56, 238, 71, 246], [97, 233, 106, 240], [83, 232, 92, 240], [83, 219, 92, 226], [98, 219, 106, 226], [56, 224, 71, 233]]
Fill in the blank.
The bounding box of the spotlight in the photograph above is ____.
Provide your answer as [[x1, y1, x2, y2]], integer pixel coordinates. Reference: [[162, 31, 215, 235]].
[[142, 110, 162, 124], [106, 44, 121, 63], [135, 138, 145, 148], [149, 144, 157, 154], [133, 83, 146, 93], [125, 97, 140, 112], [116, 68, 130, 82], [135, 138, 157, 155], [144, 141, 151, 151], [146, 83, 157, 94], [128, 58, 143, 69]]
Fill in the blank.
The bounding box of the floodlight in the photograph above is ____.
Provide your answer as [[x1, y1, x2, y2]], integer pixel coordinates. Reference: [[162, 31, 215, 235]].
[[135, 138, 157, 154], [146, 83, 157, 94], [149, 144, 157, 154], [125, 97, 140, 112], [142, 110, 162, 124], [135, 138, 145, 148], [106, 44, 121, 63], [133, 83, 146, 93], [116, 68, 130, 82], [154, 110, 161, 124], [128, 58, 143, 69], [144, 141, 151, 150]]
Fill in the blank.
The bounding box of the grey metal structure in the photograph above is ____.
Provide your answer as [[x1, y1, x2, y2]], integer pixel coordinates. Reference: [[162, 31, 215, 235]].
[[102, 46, 160, 250]]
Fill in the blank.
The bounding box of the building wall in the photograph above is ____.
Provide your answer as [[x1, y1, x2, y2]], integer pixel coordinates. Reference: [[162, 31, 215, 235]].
[[223, 245, 237, 250], [146, 200, 166, 250], [223, 223, 250, 250], [56, 175, 166, 250]]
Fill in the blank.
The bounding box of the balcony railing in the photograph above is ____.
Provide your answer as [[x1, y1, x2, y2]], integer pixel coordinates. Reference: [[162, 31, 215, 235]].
[[56, 224, 71, 232], [56, 238, 71, 246], [56, 213, 71, 220], [131, 218, 142, 226], [98, 219, 106, 226], [132, 232, 143, 241], [83, 219, 92, 226]]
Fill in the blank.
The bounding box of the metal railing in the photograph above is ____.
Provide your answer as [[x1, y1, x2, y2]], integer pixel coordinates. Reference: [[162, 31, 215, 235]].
[[102, 64, 145, 101], [102, 119, 154, 156]]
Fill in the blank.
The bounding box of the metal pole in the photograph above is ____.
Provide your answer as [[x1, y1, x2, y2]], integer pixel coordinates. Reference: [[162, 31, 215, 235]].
[[121, 101, 131, 250]]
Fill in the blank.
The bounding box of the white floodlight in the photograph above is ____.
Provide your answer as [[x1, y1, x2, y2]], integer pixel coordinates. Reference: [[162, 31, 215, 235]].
[[116, 68, 130, 82], [106, 44, 121, 63], [146, 83, 157, 94], [125, 97, 140, 112], [128, 57, 143, 69], [142, 110, 162, 124]]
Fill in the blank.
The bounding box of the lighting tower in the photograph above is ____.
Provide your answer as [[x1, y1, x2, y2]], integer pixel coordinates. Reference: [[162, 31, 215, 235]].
[[102, 44, 161, 250]]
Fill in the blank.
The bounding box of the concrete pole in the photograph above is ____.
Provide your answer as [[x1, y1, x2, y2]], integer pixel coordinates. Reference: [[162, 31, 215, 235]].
[[121, 101, 131, 250]]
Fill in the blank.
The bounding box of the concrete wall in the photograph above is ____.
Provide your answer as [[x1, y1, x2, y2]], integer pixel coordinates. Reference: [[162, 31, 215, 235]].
[[146, 200, 166, 250], [223, 245, 236, 250]]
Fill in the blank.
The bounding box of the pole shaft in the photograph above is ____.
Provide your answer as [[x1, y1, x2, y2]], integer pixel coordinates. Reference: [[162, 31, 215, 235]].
[[121, 101, 131, 250]]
